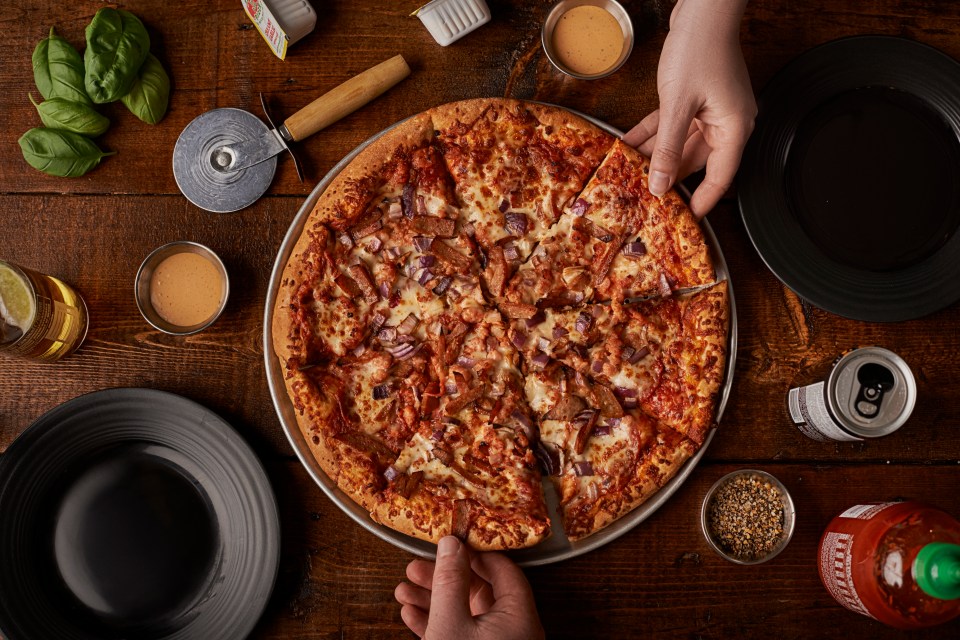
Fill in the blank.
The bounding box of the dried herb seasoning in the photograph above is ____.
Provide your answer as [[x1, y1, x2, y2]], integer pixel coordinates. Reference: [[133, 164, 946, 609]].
[[708, 473, 786, 560]]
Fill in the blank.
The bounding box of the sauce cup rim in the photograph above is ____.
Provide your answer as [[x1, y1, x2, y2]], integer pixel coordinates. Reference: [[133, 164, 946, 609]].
[[135, 241, 230, 336], [541, 0, 635, 80]]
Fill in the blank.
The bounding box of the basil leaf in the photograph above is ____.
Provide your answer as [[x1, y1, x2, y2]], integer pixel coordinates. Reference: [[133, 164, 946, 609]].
[[32, 27, 91, 105], [121, 53, 170, 124], [18, 127, 115, 177], [29, 94, 110, 137], [84, 8, 150, 104]]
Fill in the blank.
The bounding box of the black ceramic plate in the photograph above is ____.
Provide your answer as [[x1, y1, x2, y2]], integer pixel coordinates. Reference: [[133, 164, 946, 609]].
[[739, 36, 960, 322], [0, 388, 280, 640]]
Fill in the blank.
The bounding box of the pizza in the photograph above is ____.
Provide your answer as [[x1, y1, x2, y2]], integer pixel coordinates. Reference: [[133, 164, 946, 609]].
[[272, 98, 730, 550]]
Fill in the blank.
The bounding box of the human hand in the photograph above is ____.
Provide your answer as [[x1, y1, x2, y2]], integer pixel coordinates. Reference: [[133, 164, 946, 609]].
[[622, 0, 756, 217], [394, 536, 544, 640]]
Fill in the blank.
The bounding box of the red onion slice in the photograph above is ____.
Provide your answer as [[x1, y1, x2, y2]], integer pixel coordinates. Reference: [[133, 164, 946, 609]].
[[524, 310, 546, 328], [373, 383, 392, 400], [433, 275, 453, 295], [417, 269, 435, 286], [504, 212, 528, 236], [366, 237, 383, 254], [384, 465, 401, 482], [573, 460, 595, 477], [510, 329, 529, 350], [575, 311, 592, 333], [402, 183, 416, 218], [535, 441, 561, 476], [370, 311, 387, 334], [413, 236, 433, 252], [530, 350, 550, 370], [386, 343, 415, 358], [570, 198, 590, 217], [622, 241, 647, 258]]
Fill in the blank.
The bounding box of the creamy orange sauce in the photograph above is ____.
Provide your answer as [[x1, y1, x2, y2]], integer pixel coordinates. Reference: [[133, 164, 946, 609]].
[[552, 5, 624, 76], [149, 252, 224, 327]]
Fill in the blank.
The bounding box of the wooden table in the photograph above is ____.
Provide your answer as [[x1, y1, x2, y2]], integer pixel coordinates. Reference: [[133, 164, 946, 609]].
[[2, 1, 959, 638]]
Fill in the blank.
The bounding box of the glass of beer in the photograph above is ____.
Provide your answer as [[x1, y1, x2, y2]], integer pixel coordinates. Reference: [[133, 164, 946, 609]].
[[0, 259, 88, 362]]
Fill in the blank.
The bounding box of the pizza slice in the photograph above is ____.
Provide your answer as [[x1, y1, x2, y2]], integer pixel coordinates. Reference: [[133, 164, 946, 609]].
[[524, 361, 696, 541], [371, 310, 551, 549], [430, 98, 613, 266], [502, 139, 716, 308], [512, 281, 729, 446]]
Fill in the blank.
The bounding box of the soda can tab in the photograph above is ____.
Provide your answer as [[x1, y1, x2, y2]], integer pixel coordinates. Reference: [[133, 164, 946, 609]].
[[787, 347, 916, 442], [0, 260, 88, 362]]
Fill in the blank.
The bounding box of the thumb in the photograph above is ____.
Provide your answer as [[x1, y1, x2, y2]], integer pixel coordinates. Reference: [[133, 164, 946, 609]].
[[426, 537, 474, 631], [648, 102, 695, 197]]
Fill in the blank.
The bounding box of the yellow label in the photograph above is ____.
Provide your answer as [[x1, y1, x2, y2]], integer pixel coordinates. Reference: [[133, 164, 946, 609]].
[[242, 0, 290, 60]]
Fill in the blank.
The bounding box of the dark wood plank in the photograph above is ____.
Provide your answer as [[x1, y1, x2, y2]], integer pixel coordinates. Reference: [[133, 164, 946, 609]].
[[254, 461, 960, 639], [4, 1, 960, 639], [0, 194, 300, 456]]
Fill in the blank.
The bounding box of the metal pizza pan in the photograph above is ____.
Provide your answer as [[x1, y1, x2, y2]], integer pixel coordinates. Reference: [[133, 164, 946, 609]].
[[264, 106, 737, 566]]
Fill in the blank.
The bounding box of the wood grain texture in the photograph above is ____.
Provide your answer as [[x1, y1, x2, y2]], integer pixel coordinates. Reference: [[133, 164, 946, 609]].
[[2, 1, 960, 639]]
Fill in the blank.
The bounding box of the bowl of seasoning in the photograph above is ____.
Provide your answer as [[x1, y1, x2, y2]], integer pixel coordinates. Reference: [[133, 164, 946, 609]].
[[541, 0, 634, 80], [136, 241, 229, 335], [701, 469, 796, 565]]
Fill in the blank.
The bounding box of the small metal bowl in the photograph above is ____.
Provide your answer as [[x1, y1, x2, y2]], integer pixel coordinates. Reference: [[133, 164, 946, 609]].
[[135, 241, 229, 336], [700, 469, 796, 565], [541, 0, 634, 80]]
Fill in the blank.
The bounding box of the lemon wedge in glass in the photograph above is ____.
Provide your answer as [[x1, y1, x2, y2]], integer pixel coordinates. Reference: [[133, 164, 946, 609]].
[[0, 263, 36, 331]]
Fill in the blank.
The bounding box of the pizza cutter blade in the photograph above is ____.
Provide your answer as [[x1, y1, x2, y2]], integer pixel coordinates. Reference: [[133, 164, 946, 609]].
[[173, 55, 411, 213], [173, 107, 277, 213]]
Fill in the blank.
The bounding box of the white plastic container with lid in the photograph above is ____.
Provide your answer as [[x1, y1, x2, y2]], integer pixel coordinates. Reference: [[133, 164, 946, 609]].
[[414, 0, 492, 46], [242, 0, 317, 59]]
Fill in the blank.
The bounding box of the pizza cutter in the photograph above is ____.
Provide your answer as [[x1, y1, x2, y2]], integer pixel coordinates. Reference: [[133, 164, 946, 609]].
[[173, 55, 411, 213]]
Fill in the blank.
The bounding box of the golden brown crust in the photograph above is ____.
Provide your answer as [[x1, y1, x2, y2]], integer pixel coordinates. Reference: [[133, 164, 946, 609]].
[[370, 490, 551, 550]]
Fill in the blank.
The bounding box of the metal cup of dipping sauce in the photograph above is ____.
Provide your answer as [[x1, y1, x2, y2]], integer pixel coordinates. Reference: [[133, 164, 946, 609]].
[[0, 259, 88, 362], [542, 0, 634, 80], [135, 242, 229, 335], [787, 347, 916, 442]]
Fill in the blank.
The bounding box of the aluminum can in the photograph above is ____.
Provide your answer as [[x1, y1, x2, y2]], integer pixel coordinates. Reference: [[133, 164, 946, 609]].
[[787, 347, 916, 442]]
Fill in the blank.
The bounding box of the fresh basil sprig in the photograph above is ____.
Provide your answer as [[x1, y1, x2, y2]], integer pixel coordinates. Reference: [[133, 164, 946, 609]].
[[32, 27, 90, 105], [84, 8, 150, 104], [29, 94, 110, 137], [18, 128, 115, 177], [121, 53, 170, 124]]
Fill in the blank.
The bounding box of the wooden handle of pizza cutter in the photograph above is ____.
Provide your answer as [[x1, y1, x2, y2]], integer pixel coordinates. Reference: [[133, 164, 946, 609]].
[[282, 55, 411, 142]]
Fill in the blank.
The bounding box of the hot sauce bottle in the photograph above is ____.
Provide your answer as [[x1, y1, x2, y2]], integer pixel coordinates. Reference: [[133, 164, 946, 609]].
[[818, 501, 960, 629]]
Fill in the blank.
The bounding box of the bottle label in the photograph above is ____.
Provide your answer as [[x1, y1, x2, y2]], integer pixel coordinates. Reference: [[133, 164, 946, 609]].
[[819, 531, 877, 620], [838, 502, 899, 520], [242, 0, 290, 60]]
